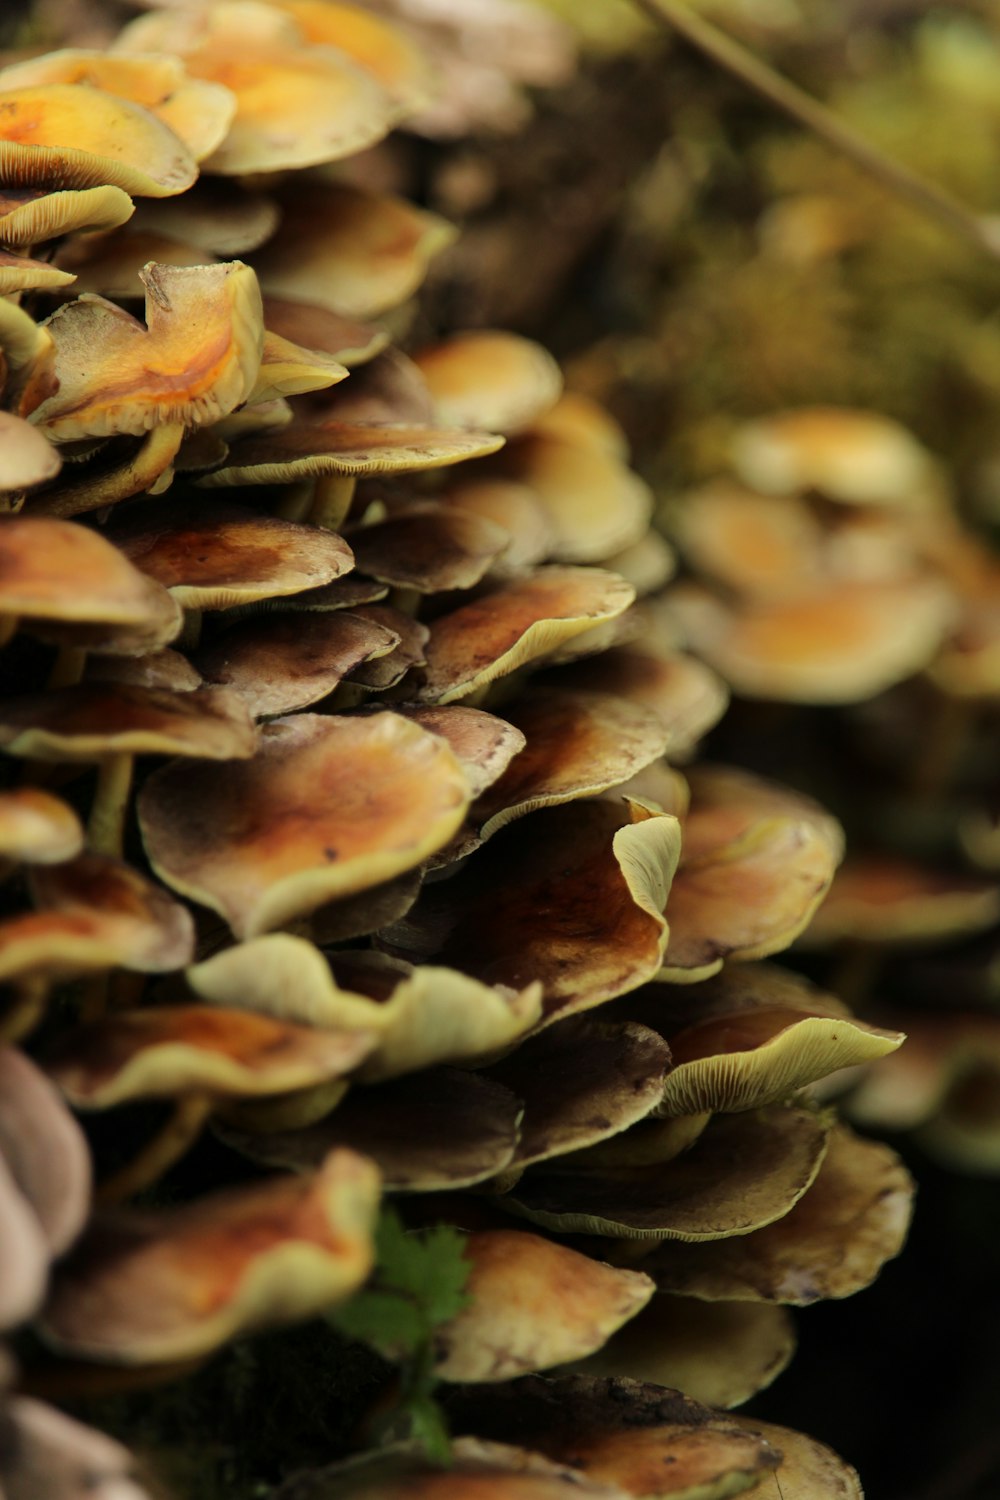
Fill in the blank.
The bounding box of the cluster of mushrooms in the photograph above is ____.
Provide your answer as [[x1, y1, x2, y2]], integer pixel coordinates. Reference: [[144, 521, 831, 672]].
[[1, 3, 980, 1498]]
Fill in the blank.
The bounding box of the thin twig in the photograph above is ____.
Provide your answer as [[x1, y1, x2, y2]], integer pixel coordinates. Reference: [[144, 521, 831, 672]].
[[634, 0, 1000, 261]]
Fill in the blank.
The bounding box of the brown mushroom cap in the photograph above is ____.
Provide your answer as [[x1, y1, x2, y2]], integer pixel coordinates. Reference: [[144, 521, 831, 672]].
[[0, 516, 181, 647], [263, 297, 389, 367], [411, 566, 636, 704], [446, 1376, 781, 1500], [433, 1229, 653, 1382], [414, 332, 563, 435], [41, 1147, 380, 1363], [0, 83, 197, 197], [115, 3, 396, 177], [668, 576, 956, 703], [577, 1295, 796, 1410], [382, 800, 681, 1022], [0, 683, 256, 762], [546, 647, 729, 760], [0, 414, 61, 493], [474, 688, 672, 839], [218, 1066, 521, 1190], [0, 789, 83, 867], [195, 609, 400, 716], [30, 854, 195, 974], [43, 1004, 376, 1107], [28, 261, 264, 442], [344, 605, 429, 690], [188, 934, 542, 1080], [730, 407, 938, 507], [0, 1145, 54, 1329], [485, 1018, 670, 1170], [136, 183, 280, 258], [139, 711, 470, 938], [533, 393, 629, 460], [644, 1124, 913, 1305], [347, 501, 511, 593], [802, 854, 1000, 946], [253, 182, 454, 318], [54, 227, 223, 302], [247, 327, 349, 405], [392, 705, 525, 798], [504, 1105, 831, 1241], [108, 498, 354, 610], [87, 649, 202, 694]]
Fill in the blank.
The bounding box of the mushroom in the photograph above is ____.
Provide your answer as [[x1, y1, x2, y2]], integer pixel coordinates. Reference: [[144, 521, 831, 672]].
[[413, 331, 563, 435], [41, 1148, 381, 1363], [346, 502, 512, 593], [0, 1397, 154, 1500], [724, 1417, 862, 1500], [139, 711, 471, 937], [0, 682, 257, 855], [446, 1376, 782, 1500], [504, 1104, 831, 1240], [0, 788, 83, 875], [189, 935, 543, 1081], [0, 183, 135, 248], [576, 1294, 796, 1410], [643, 1123, 913, 1305], [433, 1230, 654, 1382], [44, 1001, 376, 1201]]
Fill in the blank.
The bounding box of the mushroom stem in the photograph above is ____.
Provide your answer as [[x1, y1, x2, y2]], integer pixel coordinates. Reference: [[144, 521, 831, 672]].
[[0, 614, 19, 650], [25, 424, 185, 518], [329, 681, 368, 710], [178, 608, 203, 651], [273, 481, 314, 523], [0, 976, 49, 1043], [46, 645, 87, 691], [308, 474, 355, 531], [87, 752, 135, 857], [96, 1093, 214, 1205], [634, 0, 1000, 262]]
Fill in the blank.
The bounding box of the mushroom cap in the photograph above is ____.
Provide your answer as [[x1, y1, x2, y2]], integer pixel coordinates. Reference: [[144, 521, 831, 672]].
[[247, 327, 349, 405], [0, 788, 83, 867], [269, 0, 436, 113], [644, 1124, 913, 1305], [108, 498, 354, 609], [0, 49, 236, 164], [29, 261, 264, 442], [411, 566, 636, 704], [383, 800, 680, 1023], [439, 478, 554, 576], [433, 1230, 654, 1382], [0, 1396, 154, 1500], [347, 501, 511, 593], [342, 604, 429, 690], [414, 331, 563, 435], [392, 705, 525, 798], [668, 576, 956, 703], [533, 392, 629, 460], [30, 853, 196, 974], [195, 609, 400, 716], [41, 1148, 380, 1363], [446, 1376, 781, 1500], [137, 183, 281, 258], [0, 1046, 91, 1259], [546, 647, 729, 759], [730, 407, 938, 507], [475, 688, 672, 839], [253, 182, 454, 318], [0, 683, 256, 761], [43, 1004, 376, 1106], [139, 711, 471, 938], [802, 854, 1000, 946], [577, 1295, 796, 1410], [219, 1066, 522, 1191], [505, 1105, 831, 1241], [0, 516, 180, 644], [0, 414, 61, 492], [115, 2, 397, 177], [725, 1417, 862, 1500], [0, 248, 77, 295], [486, 1017, 670, 1170], [0, 183, 135, 248], [197, 419, 504, 487], [0, 83, 197, 197], [189, 934, 542, 1080], [0, 1146, 52, 1329], [263, 297, 389, 367]]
